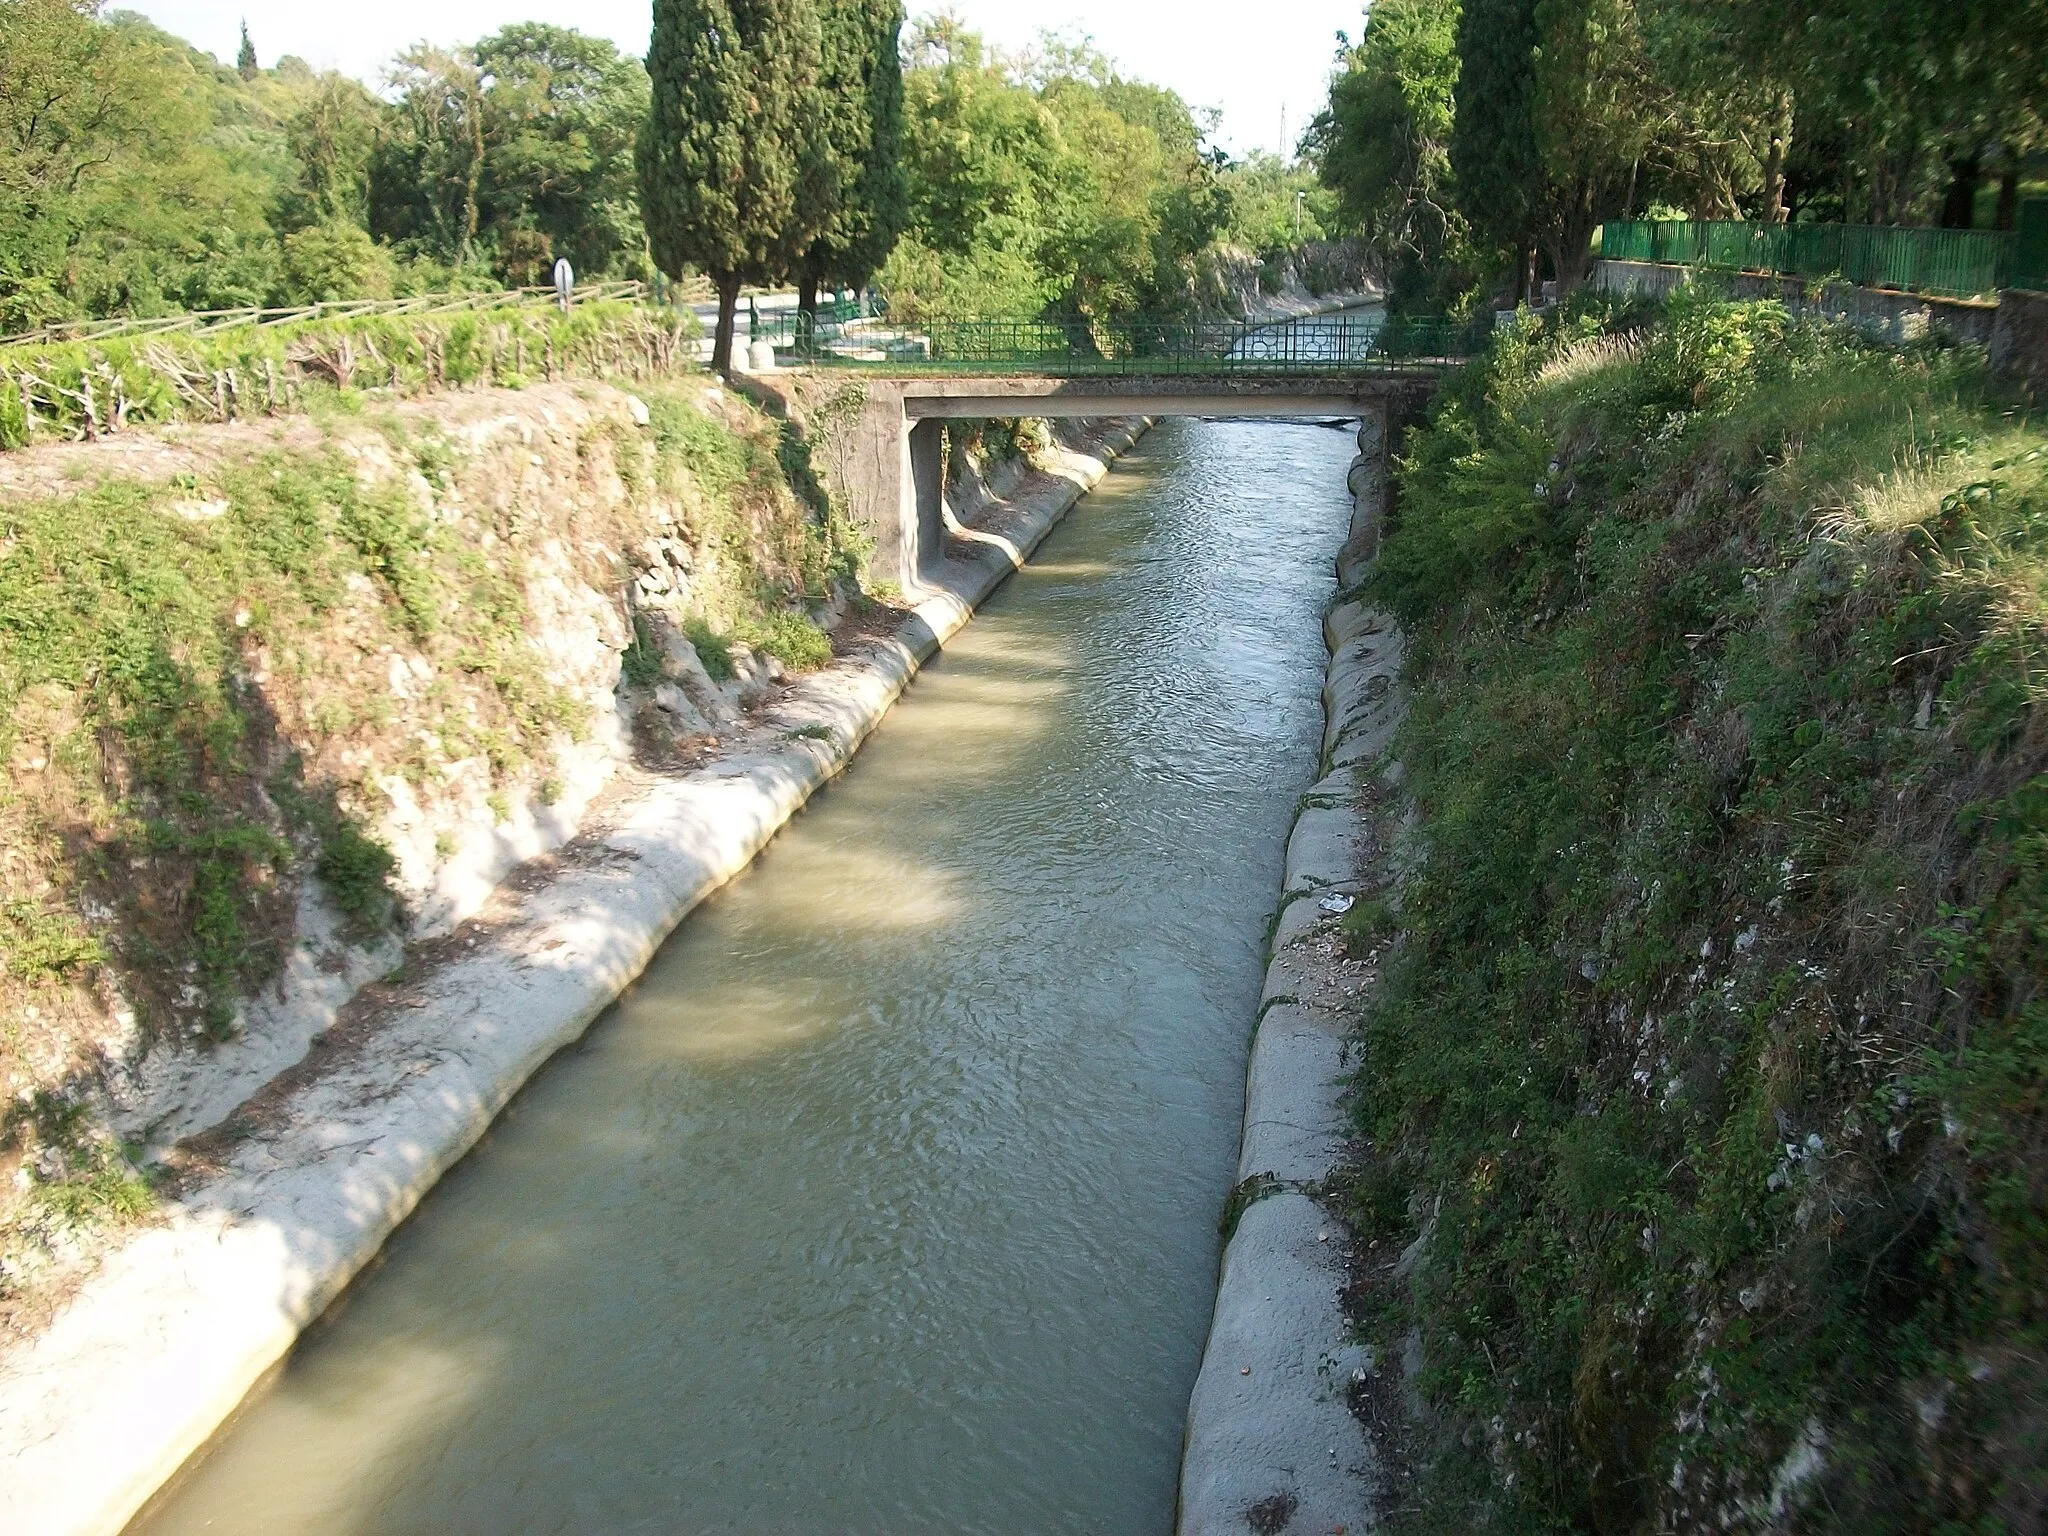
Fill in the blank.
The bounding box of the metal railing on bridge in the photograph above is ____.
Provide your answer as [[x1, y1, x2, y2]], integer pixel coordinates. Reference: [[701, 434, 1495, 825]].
[[755, 309, 1482, 373], [1598, 218, 2027, 300]]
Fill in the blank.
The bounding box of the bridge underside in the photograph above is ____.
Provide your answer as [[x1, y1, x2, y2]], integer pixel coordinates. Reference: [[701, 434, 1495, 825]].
[[831, 372, 1429, 589]]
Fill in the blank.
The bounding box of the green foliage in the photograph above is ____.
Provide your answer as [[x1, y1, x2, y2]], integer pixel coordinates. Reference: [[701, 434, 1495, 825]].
[[620, 612, 666, 688], [0, 301, 694, 449], [878, 18, 1229, 325], [0, 5, 652, 325], [1, 901, 107, 982], [0, 427, 596, 1032], [800, 0, 909, 295], [4, 1092, 153, 1230], [1449, 0, 1542, 270], [373, 27, 650, 282], [1216, 153, 1337, 256], [269, 759, 396, 929], [739, 610, 833, 671], [1359, 293, 2048, 1528], [1306, 0, 1467, 309], [684, 618, 735, 681], [639, 0, 828, 368], [279, 222, 395, 304]]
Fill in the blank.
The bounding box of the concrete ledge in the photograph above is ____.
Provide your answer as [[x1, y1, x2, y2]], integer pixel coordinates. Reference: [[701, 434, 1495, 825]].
[[1177, 440, 1406, 1529], [0, 419, 1150, 1536]]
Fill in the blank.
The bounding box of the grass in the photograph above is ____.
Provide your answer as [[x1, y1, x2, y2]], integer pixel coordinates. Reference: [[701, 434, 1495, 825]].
[[1354, 288, 2048, 1531], [1, 901, 107, 982], [683, 617, 735, 681], [0, 302, 696, 449]]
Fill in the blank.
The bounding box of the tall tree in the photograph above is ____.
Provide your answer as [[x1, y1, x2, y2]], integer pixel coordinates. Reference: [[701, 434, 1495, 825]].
[[372, 45, 489, 264], [1306, 0, 1462, 305], [796, 0, 907, 322], [281, 72, 380, 229], [235, 19, 256, 80], [1451, 0, 1541, 297], [1530, 0, 1652, 287], [475, 25, 650, 281], [638, 0, 828, 373]]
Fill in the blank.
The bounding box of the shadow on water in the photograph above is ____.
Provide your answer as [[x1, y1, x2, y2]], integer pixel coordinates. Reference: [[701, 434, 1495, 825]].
[[131, 418, 1359, 1536]]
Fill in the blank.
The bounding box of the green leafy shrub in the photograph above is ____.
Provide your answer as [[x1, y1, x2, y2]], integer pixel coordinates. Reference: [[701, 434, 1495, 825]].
[[619, 612, 665, 688], [683, 618, 734, 681], [741, 610, 832, 671]]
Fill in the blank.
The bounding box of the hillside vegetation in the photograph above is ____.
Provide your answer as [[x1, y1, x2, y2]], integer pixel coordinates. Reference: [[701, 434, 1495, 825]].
[[0, 365, 852, 1315], [1348, 293, 2046, 1529]]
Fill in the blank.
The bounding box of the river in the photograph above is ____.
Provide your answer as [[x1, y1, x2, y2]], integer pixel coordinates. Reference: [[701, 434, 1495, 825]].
[[134, 414, 1357, 1535]]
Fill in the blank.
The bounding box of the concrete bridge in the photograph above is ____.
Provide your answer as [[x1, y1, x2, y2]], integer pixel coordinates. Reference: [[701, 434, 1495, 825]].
[[803, 371, 1443, 589]]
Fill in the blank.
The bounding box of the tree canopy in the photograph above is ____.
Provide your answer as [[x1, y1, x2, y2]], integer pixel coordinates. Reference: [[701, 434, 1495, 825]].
[[638, 0, 829, 370], [1307, 0, 2048, 303], [797, 0, 908, 310], [877, 19, 1230, 323], [0, 2, 653, 331]]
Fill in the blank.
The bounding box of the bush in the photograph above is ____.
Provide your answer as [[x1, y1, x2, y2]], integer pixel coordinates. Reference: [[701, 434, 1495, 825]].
[[279, 222, 397, 304], [742, 610, 832, 671]]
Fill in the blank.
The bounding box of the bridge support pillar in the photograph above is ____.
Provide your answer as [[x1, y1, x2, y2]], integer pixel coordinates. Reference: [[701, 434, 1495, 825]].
[[907, 418, 946, 586]]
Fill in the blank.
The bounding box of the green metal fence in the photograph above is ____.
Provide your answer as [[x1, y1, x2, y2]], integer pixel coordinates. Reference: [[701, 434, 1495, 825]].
[[1599, 219, 2017, 299], [763, 311, 1480, 373]]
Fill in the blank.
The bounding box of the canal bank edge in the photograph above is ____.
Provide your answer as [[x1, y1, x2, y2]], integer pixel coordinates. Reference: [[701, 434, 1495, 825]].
[[1177, 417, 1405, 1533], [0, 417, 1150, 1536]]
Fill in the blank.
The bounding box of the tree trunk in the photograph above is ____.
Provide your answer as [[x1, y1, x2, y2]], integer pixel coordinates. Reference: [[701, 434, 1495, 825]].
[[1995, 151, 2021, 231], [1761, 92, 1793, 223], [713, 271, 742, 376], [1942, 151, 1983, 229]]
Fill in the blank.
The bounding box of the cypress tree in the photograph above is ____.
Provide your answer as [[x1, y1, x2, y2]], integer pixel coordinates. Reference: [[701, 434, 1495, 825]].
[[1450, 0, 1542, 296], [638, 0, 828, 373], [796, 0, 908, 324], [236, 20, 258, 80]]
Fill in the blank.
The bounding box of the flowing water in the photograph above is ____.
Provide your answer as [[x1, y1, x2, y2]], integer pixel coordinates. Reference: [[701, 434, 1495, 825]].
[[135, 416, 1357, 1536]]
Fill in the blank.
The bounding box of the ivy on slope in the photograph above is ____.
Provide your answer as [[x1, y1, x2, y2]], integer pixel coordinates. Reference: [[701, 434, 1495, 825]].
[[1353, 289, 2046, 1531]]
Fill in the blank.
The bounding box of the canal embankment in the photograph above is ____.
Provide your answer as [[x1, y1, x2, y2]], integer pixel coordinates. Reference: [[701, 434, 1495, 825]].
[[0, 411, 1147, 1536], [1178, 412, 1407, 1532]]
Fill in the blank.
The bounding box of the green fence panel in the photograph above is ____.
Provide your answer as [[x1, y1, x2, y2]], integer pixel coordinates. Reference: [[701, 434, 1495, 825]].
[[1599, 219, 2017, 299]]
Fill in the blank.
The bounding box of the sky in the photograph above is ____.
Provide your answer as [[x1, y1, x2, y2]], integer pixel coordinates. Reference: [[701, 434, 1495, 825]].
[[125, 0, 1364, 161]]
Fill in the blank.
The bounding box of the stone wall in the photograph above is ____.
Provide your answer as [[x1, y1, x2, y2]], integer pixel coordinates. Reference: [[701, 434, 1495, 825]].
[[1991, 289, 2048, 395], [1591, 259, 1999, 346]]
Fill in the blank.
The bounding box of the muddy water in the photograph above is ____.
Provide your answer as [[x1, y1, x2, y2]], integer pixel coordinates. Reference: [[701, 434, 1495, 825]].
[[136, 417, 1356, 1536]]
